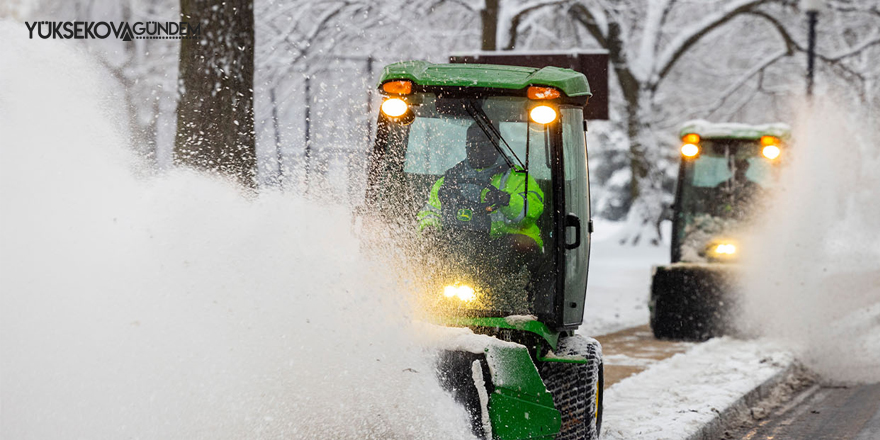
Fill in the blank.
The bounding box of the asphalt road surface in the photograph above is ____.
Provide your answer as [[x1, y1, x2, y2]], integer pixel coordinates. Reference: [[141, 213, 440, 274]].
[[734, 383, 880, 439]]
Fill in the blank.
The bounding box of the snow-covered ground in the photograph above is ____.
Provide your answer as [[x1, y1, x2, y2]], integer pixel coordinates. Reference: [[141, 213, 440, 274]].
[[602, 338, 793, 440]]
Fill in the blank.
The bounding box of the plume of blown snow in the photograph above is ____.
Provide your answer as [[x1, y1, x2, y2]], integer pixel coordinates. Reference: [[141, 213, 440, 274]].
[[0, 21, 474, 440], [738, 97, 880, 383]]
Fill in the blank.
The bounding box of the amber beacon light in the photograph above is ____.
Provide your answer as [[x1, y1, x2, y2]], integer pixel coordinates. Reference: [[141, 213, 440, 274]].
[[527, 86, 561, 100], [382, 80, 412, 95]]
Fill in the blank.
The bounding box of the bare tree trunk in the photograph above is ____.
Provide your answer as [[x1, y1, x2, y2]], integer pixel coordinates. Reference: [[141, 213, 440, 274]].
[[623, 92, 647, 203], [597, 16, 650, 213], [480, 0, 499, 51], [175, 0, 256, 188], [146, 97, 160, 165]]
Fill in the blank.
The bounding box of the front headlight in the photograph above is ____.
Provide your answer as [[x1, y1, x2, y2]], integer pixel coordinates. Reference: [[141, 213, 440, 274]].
[[707, 240, 739, 261], [381, 98, 408, 117], [714, 243, 737, 255], [443, 284, 476, 302], [529, 105, 557, 124]]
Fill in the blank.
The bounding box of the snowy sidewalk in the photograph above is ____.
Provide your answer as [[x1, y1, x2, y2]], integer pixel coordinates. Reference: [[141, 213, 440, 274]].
[[601, 337, 794, 440], [598, 325, 694, 388]]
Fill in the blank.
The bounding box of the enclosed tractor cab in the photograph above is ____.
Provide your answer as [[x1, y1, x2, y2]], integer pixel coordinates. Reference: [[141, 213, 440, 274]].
[[650, 120, 790, 340], [363, 61, 603, 440]]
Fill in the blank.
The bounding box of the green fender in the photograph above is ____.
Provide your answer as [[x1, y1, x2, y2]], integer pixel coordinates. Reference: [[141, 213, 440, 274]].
[[437, 316, 591, 439], [483, 344, 560, 439]]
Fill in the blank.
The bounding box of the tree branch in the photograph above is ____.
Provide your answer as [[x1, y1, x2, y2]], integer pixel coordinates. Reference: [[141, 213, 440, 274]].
[[504, 0, 571, 49], [826, 1, 880, 17], [750, 10, 872, 80], [635, 0, 673, 80], [654, 0, 768, 85], [690, 48, 791, 119], [568, 2, 608, 50], [264, 2, 351, 63], [825, 32, 880, 62], [424, 0, 479, 13]]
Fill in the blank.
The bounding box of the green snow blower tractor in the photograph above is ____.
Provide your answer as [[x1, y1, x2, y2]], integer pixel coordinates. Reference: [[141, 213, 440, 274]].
[[650, 120, 791, 340], [362, 61, 603, 439]]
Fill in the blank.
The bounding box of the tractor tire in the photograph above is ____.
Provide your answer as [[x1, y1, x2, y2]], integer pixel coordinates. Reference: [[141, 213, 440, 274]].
[[539, 334, 603, 440]]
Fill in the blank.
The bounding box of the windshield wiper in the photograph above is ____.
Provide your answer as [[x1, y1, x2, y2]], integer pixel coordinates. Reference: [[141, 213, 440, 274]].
[[464, 99, 525, 170]]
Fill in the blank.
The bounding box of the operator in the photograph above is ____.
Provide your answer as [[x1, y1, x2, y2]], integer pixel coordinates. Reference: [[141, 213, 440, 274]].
[[716, 158, 764, 219], [417, 124, 544, 254]]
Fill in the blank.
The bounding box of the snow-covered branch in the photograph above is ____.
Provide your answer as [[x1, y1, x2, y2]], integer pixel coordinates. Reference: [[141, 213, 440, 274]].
[[690, 48, 792, 119], [826, 0, 880, 17], [654, 0, 768, 86], [264, 2, 351, 65], [824, 32, 880, 62], [502, 0, 571, 49], [425, 0, 480, 13], [749, 10, 874, 81], [634, 0, 673, 81], [568, 2, 609, 46]]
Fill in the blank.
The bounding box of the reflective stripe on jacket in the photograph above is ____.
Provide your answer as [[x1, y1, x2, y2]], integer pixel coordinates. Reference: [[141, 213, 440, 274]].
[[417, 165, 544, 247]]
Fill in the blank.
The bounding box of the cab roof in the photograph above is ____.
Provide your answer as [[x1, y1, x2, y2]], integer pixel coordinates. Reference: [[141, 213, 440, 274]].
[[680, 119, 791, 141], [377, 60, 591, 99]]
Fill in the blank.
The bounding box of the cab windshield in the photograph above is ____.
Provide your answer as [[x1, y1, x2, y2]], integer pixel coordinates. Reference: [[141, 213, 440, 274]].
[[372, 93, 560, 317], [675, 139, 779, 261]]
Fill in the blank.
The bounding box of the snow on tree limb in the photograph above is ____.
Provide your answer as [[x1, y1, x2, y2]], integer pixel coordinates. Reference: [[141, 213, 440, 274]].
[[568, 2, 609, 46], [264, 2, 350, 62], [691, 48, 792, 119], [654, 0, 768, 86], [502, 0, 571, 49], [824, 32, 880, 62], [750, 10, 877, 81], [427, 0, 481, 13], [826, 0, 880, 17], [634, 0, 673, 82]]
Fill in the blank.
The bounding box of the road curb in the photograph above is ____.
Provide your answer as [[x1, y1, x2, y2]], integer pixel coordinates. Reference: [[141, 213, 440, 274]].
[[682, 361, 798, 440]]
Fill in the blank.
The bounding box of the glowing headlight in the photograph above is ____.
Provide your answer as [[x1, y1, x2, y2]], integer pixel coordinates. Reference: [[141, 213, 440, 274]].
[[681, 143, 699, 157], [714, 243, 737, 255], [762, 145, 781, 160], [443, 284, 476, 302], [529, 105, 557, 124], [381, 98, 408, 117]]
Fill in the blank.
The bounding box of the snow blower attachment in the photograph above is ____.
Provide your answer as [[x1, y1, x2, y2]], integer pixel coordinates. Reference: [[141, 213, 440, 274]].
[[361, 61, 603, 439], [650, 121, 791, 340]]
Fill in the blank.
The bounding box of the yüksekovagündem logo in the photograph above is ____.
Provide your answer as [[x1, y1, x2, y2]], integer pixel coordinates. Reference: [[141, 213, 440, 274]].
[[25, 21, 201, 42]]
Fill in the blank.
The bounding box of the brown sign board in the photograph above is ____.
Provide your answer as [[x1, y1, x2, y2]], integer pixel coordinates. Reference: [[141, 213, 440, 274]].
[[449, 51, 609, 120]]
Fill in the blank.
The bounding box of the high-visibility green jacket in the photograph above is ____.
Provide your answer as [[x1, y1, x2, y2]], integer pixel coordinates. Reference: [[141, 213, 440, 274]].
[[417, 164, 545, 247]]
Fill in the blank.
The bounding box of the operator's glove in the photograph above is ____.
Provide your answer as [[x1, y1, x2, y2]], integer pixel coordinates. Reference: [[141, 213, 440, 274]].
[[484, 186, 511, 210]]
